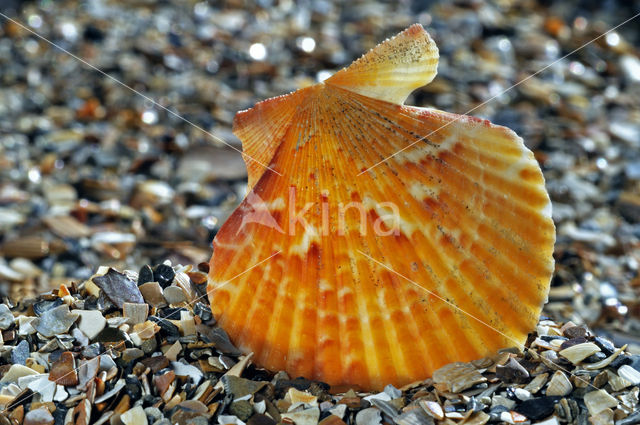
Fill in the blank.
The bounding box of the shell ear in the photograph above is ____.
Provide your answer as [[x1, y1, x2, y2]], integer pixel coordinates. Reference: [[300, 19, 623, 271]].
[[233, 91, 305, 190], [325, 24, 439, 105]]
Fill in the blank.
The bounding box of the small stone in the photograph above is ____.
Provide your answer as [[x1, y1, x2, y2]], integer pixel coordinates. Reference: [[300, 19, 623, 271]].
[[0, 304, 13, 329], [163, 286, 187, 305], [121, 405, 148, 425], [154, 264, 175, 288], [139, 282, 167, 308], [49, 351, 78, 386], [123, 302, 149, 325], [34, 305, 79, 337], [138, 265, 154, 285], [222, 375, 267, 399], [23, 407, 54, 425], [193, 303, 213, 322], [514, 397, 560, 421], [248, 414, 277, 425], [0, 364, 39, 383], [12, 340, 30, 365], [583, 389, 618, 416], [93, 268, 145, 308], [74, 309, 107, 340], [562, 326, 587, 339], [122, 348, 144, 363], [229, 400, 254, 421], [171, 400, 210, 425], [196, 324, 241, 355]]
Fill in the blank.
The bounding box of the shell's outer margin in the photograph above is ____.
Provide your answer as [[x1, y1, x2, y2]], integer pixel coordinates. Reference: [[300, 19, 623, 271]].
[[208, 24, 555, 390]]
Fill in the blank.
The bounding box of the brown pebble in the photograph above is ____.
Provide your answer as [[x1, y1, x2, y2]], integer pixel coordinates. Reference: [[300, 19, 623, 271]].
[[23, 407, 54, 425], [248, 413, 278, 425], [49, 351, 78, 386], [319, 415, 347, 425]]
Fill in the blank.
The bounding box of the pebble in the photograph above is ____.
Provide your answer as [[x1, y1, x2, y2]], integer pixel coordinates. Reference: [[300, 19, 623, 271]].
[[154, 264, 176, 288], [139, 282, 167, 308], [0, 304, 14, 329], [11, 340, 30, 365], [163, 286, 187, 305], [74, 309, 107, 340]]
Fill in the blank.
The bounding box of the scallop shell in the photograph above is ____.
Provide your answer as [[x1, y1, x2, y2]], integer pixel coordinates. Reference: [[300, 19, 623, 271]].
[[208, 24, 555, 389]]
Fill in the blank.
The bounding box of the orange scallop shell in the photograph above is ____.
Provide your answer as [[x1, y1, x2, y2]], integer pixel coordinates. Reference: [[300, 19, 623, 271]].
[[208, 24, 555, 390]]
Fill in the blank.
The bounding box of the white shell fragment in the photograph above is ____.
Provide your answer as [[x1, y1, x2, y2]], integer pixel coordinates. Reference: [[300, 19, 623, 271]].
[[558, 342, 600, 364]]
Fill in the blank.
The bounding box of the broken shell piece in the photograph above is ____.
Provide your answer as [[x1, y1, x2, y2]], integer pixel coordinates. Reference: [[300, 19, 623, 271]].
[[123, 302, 148, 325], [208, 24, 555, 389], [583, 389, 619, 416], [433, 362, 487, 393], [558, 342, 600, 364], [545, 371, 572, 396], [419, 400, 444, 420], [281, 408, 320, 425], [286, 387, 318, 406], [34, 305, 79, 337], [49, 351, 78, 386]]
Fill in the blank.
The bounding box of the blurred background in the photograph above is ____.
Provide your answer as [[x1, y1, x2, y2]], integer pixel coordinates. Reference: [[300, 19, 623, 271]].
[[0, 0, 639, 349]]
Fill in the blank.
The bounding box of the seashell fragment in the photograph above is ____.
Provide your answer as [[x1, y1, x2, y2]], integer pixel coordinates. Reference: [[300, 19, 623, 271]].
[[545, 371, 572, 396], [583, 389, 619, 416], [208, 24, 555, 389], [558, 342, 600, 364]]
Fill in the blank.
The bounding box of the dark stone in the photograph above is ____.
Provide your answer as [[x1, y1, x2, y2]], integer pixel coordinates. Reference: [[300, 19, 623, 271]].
[[138, 265, 154, 286], [488, 405, 509, 422], [195, 324, 241, 356], [82, 343, 102, 358], [153, 264, 175, 288], [83, 24, 104, 42], [594, 336, 615, 356], [585, 352, 607, 363], [563, 326, 587, 339], [193, 303, 212, 322], [157, 307, 188, 320], [93, 268, 144, 308], [52, 406, 69, 425], [560, 337, 588, 350], [610, 354, 633, 369], [125, 374, 142, 400], [94, 327, 128, 343], [149, 316, 180, 343], [466, 397, 485, 412], [11, 340, 29, 365], [540, 335, 567, 342], [515, 397, 561, 421]]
